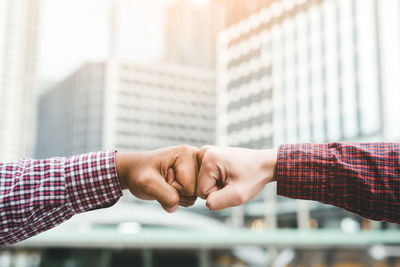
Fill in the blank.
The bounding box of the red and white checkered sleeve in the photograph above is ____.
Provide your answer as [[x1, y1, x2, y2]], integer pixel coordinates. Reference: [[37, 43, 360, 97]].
[[276, 143, 400, 223], [0, 151, 123, 247]]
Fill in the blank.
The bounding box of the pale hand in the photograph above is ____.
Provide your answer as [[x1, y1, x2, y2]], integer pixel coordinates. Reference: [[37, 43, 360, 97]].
[[196, 146, 278, 211]]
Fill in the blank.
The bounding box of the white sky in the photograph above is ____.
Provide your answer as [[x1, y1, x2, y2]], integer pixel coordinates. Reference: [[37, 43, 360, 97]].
[[38, 0, 181, 82]]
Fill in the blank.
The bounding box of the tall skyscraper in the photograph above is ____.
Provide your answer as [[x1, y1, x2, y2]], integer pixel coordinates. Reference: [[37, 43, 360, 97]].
[[216, 0, 400, 228], [217, 0, 400, 148], [0, 0, 41, 161], [36, 61, 216, 158]]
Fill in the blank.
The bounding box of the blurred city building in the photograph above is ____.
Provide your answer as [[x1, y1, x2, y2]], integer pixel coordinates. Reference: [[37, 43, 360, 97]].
[[211, 0, 270, 29], [164, 0, 217, 68], [2, 0, 400, 266], [35, 61, 215, 158], [216, 0, 400, 230], [0, 0, 40, 161]]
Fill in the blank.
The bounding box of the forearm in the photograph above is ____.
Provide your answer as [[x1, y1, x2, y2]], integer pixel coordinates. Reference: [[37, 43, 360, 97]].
[[275, 142, 400, 223], [0, 151, 123, 247]]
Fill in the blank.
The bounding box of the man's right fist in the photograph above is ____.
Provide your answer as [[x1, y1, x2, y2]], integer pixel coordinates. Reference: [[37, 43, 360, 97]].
[[116, 145, 198, 213], [196, 146, 278, 211]]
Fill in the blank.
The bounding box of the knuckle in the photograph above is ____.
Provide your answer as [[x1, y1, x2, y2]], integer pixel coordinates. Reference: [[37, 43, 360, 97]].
[[200, 145, 212, 152], [179, 197, 196, 207], [195, 185, 206, 199], [186, 200, 196, 207], [179, 202, 189, 207], [204, 149, 219, 162], [135, 175, 150, 187], [196, 190, 206, 199], [206, 200, 218, 211], [195, 183, 206, 199], [184, 186, 195, 197], [165, 193, 179, 207], [179, 144, 191, 153], [233, 189, 246, 206], [199, 193, 208, 200], [181, 144, 198, 156]]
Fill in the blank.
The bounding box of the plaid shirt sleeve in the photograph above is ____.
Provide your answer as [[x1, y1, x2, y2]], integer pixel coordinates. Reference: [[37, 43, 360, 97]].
[[276, 142, 400, 223], [0, 151, 123, 247]]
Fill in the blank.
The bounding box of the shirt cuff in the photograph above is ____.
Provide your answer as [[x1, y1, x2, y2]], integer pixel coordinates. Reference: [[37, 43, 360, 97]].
[[65, 151, 123, 214], [276, 143, 330, 202]]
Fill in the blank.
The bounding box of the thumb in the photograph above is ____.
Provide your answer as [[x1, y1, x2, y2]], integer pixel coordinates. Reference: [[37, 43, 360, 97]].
[[206, 185, 242, 211], [150, 175, 180, 213], [197, 145, 212, 167]]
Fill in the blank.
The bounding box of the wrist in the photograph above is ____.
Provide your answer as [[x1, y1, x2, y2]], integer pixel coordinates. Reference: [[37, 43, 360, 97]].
[[258, 148, 278, 184], [271, 148, 278, 182], [115, 151, 143, 190]]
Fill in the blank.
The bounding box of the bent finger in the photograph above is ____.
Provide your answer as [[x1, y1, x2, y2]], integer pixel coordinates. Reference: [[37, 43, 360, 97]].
[[206, 185, 242, 211], [147, 175, 180, 213]]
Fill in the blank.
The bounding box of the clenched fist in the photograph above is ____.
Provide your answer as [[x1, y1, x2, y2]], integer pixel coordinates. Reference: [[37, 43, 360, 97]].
[[196, 146, 278, 211], [116, 145, 198, 213]]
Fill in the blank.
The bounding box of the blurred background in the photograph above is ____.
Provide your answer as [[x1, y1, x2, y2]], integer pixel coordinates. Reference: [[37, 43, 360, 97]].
[[1, 0, 400, 266]]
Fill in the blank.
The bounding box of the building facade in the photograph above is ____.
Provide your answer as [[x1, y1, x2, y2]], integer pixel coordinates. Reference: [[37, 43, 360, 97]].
[[36, 63, 106, 158], [211, 0, 272, 29], [216, 0, 400, 228], [0, 0, 40, 161], [164, 0, 217, 68], [217, 0, 400, 148], [36, 61, 216, 158]]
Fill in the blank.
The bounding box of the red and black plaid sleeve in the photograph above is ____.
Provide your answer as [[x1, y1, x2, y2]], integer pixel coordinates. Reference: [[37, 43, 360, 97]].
[[276, 143, 400, 223], [0, 151, 123, 247]]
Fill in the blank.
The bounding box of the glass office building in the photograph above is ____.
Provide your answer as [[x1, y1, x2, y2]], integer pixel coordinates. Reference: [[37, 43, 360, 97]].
[[0, 0, 40, 161], [36, 61, 216, 158], [217, 0, 400, 228]]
